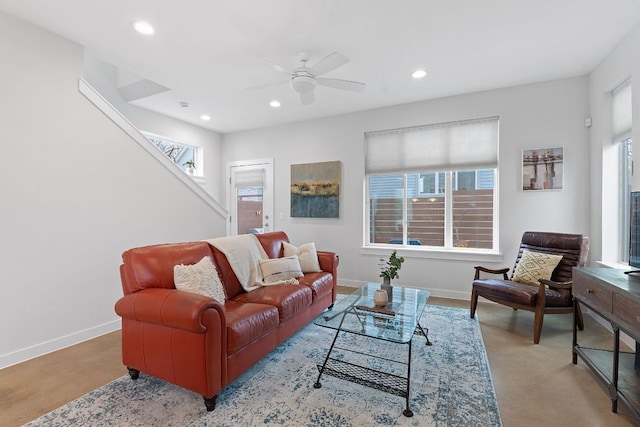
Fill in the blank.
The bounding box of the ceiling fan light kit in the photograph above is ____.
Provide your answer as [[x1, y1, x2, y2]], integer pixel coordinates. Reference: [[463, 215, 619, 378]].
[[249, 51, 366, 105]]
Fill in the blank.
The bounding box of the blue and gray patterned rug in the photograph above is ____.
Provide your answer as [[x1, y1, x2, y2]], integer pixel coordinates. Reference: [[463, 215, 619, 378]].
[[26, 304, 501, 426]]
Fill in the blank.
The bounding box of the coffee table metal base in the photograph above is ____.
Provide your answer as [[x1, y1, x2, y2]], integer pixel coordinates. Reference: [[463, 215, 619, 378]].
[[313, 310, 430, 417]]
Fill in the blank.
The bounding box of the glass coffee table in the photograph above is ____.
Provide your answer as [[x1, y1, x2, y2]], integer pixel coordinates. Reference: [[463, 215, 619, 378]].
[[313, 283, 431, 417]]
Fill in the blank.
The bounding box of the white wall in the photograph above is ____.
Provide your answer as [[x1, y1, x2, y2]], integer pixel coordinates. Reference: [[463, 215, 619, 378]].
[[0, 12, 227, 368], [588, 21, 640, 265], [223, 77, 591, 298], [83, 55, 225, 202]]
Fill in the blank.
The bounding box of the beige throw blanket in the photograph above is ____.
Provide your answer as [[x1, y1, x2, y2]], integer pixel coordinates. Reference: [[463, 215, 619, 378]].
[[205, 234, 268, 292]]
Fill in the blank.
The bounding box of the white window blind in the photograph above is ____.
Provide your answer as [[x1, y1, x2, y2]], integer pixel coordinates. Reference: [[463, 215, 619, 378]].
[[365, 117, 499, 174], [613, 80, 632, 143], [234, 170, 263, 188]]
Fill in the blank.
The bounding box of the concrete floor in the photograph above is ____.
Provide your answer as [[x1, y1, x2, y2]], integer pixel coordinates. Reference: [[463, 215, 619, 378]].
[[1, 294, 637, 426]]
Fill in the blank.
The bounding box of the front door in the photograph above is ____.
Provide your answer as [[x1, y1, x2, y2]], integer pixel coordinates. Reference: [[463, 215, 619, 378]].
[[228, 159, 273, 235]]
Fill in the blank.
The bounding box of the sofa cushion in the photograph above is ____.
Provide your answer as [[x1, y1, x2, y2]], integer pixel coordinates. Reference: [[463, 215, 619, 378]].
[[232, 284, 312, 321], [259, 256, 303, 283], [121, 242, 214, 294], [224, 301, 280, 354], [209, 245, 246, 300], [174, 256, 226, 303], [298, 272, 334, 302], [256, 231, 289, 258], [283, 242, 322, 273]]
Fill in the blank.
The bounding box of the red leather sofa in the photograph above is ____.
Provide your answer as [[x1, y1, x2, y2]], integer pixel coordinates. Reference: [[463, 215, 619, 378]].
[[115, 231, 338, 411]]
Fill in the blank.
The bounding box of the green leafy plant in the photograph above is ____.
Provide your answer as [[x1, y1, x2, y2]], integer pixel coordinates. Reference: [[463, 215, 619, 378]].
[[183, 160, 196, 169], [379, 251, 405, 281]]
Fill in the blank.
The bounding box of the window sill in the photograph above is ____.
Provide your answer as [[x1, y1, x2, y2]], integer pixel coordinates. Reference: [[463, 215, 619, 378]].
[[361, 245, 503, 263]]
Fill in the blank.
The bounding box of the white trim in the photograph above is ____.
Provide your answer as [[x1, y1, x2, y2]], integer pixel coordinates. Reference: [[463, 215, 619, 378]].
[[361, 245, 503, 263], [0, 320, 120, 370], [78, 78, 227, 220]]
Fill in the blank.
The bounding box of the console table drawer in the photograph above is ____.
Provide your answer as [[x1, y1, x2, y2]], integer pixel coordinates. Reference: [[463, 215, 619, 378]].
[[573, 280, 612, 313], [613, 294, 640, 337]]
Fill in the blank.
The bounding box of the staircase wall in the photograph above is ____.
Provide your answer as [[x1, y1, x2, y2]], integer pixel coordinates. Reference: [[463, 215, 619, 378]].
[[0, 11, 227, 368]]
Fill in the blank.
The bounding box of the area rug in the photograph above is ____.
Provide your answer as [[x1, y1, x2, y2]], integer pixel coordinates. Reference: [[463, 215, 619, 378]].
[[25, 305, 501, 426]]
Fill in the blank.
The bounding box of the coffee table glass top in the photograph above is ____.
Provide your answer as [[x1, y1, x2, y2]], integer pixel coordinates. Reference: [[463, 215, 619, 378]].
[[314, 283, 430, 343]]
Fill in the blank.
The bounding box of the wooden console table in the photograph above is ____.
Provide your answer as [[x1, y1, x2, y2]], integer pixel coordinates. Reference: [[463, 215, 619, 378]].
[[572, 267, 640, 421]]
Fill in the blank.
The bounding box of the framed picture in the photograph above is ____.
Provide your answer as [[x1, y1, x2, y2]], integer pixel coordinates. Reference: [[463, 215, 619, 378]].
[[522, 147, 563, 191], [290, 161, 341, 218]]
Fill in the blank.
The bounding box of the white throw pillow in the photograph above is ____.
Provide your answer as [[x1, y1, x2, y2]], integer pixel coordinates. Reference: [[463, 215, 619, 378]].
[[259, 256, 304, 283], [174, 256, 226, 303], [283, 242, 322, 273]]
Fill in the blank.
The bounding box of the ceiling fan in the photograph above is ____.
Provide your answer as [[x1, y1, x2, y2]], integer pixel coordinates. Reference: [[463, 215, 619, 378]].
[[248, 51, 366, 105]]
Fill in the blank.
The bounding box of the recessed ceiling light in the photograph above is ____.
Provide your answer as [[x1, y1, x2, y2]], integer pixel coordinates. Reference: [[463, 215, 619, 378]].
[[270, 100, 281, 108], [412, 69, 427, 79], [132, 21, 155, 35], [200, 114, 211, 121]]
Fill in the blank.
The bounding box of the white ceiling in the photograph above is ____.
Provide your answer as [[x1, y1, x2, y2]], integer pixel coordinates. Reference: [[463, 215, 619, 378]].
[[1, 0, 640, 133]]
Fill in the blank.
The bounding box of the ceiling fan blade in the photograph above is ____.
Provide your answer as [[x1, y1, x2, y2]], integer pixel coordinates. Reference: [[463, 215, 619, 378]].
[[245, 80, 289, 91], [317, 78, 366, 92], [300, 91, 315, 105], [310, 52, 349, 76], [251, 56, 291, 74]]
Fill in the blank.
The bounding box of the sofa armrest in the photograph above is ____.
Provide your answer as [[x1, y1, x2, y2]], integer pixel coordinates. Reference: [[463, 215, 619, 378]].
[[115, 288, 225, 333], [317, 251, 339, 274]]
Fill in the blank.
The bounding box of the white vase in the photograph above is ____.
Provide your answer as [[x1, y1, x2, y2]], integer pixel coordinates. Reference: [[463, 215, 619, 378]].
[[373, 289, 388, 307]]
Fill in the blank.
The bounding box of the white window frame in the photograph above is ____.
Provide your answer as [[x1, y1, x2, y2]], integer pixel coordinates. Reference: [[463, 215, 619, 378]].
[[364, 117, 500, 259], [141, 131, 204, 180]]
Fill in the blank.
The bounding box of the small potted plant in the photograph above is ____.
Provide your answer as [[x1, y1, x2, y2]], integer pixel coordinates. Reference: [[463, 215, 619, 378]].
[[379, 251, 405, 285], [183, 160, 197, 175]]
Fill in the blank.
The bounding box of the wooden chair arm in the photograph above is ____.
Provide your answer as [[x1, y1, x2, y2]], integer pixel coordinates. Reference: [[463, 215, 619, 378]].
[[538, 279, 573, 290], [474, 266, 509, 280]]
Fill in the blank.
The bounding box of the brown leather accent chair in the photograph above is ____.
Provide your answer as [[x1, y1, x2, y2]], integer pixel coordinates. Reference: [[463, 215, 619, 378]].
[[470, 231, 590, 344]]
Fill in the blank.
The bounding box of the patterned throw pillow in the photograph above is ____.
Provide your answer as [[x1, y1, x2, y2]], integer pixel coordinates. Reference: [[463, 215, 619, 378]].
[[512, 249, 563, 286], [283, 242, 322, 273], [174, 256, 226, 303], [259, 256, 304, 283]]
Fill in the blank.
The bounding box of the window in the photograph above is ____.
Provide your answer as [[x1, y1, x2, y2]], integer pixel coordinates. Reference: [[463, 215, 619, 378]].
[[365, 117, 499, 250], [613, 80, 632, 263], [620, 138, 633, 262], [142, 131, 202, 176]]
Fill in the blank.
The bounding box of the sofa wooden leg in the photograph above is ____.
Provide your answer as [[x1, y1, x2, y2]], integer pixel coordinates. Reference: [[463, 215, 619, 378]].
[[203, 395, 218, 411], [470, 288, 478, 318], [127, 367, 140, 380]]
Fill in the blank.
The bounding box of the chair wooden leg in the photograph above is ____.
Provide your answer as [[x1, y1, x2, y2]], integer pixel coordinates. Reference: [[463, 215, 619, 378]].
[[470, 288, 478, 318], [533, 310, 544, 344]]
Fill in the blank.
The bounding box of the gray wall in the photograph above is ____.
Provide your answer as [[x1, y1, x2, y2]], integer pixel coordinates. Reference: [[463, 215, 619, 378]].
[[588, 22, 640, 266], [0, 12, 227, 368], [223, 76, 591, 298]]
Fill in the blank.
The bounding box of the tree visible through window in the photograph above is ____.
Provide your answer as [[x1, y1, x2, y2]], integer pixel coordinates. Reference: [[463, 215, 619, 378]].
[[142, 131, 199, 175]]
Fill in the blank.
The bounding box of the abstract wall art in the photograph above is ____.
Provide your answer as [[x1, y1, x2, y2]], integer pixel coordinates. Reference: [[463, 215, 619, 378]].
[[290, 161, 341, 218]]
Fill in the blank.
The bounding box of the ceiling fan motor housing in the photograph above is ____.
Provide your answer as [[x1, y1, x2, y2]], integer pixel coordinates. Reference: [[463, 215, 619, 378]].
[[290, 69, 317, 93]]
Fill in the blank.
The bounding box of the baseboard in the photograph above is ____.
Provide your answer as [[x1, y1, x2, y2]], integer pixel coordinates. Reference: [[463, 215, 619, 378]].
[[0, 319, 121, 370]]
